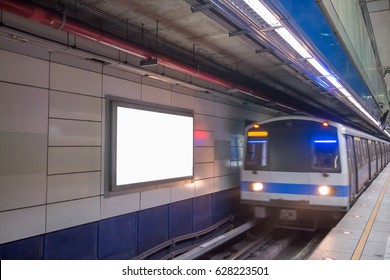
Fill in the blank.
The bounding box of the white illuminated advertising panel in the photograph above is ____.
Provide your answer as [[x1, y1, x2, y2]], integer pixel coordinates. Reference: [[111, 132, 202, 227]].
[[115, 106, 193, 186]]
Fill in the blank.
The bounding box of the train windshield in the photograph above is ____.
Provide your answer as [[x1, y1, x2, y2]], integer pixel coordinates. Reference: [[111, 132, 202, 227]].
[[245, 139, 268, 169], [244, 120, 341, 172], [312, 140, 340, 170]]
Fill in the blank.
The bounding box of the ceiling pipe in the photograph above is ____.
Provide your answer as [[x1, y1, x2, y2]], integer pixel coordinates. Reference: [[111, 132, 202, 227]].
[[0, 0, 270, 95], [0, 0, 154, 59], [0, 0, 292, 107]]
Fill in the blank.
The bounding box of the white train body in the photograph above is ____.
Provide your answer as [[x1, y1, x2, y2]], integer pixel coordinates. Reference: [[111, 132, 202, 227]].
[[241, 116, 389, 223]]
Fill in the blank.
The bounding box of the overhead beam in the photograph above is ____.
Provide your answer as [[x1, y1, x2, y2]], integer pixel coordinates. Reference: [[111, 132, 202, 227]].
[[229, 29, 249, 37], [276, 61, 292, 66], [140, 58, 158, 67], [191, 3, 214, 13], [383, 67, 390, 78], [255, 48, 272, 54]]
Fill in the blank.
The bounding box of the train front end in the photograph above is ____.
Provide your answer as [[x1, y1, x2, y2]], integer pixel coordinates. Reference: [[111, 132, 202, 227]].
[[241, 118, 350, 226]]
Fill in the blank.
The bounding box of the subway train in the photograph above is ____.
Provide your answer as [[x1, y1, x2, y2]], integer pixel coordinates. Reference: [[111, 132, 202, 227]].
[[241, 116, 390, 229]]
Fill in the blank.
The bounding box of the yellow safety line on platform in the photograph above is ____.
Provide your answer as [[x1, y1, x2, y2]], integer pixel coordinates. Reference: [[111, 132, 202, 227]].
[[351, 174, 390, 260]]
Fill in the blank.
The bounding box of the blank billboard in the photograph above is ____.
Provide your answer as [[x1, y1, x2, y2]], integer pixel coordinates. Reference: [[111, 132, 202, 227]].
[[114, 105, 193, 187]]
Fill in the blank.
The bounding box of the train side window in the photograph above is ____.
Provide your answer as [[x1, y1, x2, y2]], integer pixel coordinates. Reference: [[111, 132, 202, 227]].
[[370, 140, 376, 160], [362, 140, 369, 164], [380, 143, 384, 167], [312, 139, 340, 171], [375, 142, 380, 161], [354, 138, 363, 168]]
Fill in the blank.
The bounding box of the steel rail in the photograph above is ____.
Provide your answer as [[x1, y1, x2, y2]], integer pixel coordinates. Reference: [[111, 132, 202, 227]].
[[173, 219, 259, 260]]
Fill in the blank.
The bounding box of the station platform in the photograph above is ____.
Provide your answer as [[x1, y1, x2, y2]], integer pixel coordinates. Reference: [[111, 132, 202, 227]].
[[309, 164, 390, 260]]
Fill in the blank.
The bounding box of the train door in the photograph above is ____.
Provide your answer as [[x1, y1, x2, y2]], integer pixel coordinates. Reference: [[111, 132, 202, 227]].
[[381, 143, 385, 168], [386, 144, 390, 163], [360, 139, 370, 188], [346, 136, 357, 202], [367, 140, 372, 179], [373, 141, 379, 175], [377, 143, 381, 170], [368, 140, 375, 179]]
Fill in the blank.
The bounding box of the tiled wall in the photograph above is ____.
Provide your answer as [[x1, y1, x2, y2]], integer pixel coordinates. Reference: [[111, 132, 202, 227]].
[[0, 38, 270, 259], [0, 189, 242, 260]]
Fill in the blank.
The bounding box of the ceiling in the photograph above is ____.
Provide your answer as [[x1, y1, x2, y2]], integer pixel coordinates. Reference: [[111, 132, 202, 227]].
[[9, 0, 389, 135], [367, 0, 390, 103]]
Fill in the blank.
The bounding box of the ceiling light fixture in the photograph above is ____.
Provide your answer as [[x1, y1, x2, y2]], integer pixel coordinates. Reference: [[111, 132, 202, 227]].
[[326, 76, 343, 89], [275, 27, 312, 59], [237, 0, 382, 129], [243, 0, 281, 27], [307, 58, 330, 76]]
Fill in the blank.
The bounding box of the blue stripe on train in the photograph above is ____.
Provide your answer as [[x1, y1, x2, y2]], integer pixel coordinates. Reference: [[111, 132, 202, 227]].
[[241, 181, 349, 197]]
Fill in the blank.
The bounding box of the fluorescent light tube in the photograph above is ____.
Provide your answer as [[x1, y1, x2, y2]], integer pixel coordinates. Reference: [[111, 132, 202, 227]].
[[326, 76, 342, 88], [338, 87, 352, 97], [307, 58, 330, 76], [347, 96, 379, 125], [347, 96, 363, 110], [276, 28, 311, 58], [243, 0, 281, 27]]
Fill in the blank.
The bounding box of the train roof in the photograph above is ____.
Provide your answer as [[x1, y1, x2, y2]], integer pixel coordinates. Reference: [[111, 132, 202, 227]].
[[253, 115, 389, 144]]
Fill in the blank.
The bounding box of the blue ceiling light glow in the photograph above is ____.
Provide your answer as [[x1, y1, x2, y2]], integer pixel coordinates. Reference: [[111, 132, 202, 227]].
[[222, 0, 383, 131], [314, 140, 337, 143], [248, 140, 268, 144]]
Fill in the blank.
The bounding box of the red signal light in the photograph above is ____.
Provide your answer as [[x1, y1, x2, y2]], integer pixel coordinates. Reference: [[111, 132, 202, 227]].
[[322, 121, 329, 127]]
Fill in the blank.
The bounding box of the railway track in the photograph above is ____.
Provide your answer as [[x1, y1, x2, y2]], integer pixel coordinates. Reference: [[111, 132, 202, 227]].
[[174, 220, 329, 260]]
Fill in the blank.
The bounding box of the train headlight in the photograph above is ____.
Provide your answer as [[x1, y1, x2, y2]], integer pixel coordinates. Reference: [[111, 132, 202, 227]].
[[251, 182, 264, 192], [318, 185, 335, 196]]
